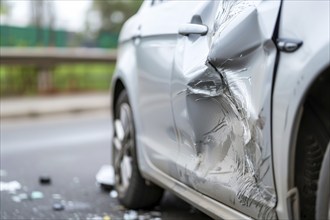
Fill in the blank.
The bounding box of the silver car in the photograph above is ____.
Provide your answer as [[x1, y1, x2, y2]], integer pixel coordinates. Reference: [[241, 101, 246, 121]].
[[110, 1, 330, 219]]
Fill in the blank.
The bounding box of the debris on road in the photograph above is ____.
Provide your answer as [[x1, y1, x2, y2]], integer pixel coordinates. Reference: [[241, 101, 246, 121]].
[[11, 193, 29, 203], [39, 175, 51, 185], [18, 193, 29, 200], [137, 213, 151, 220], [0, 181, 21, 193], [96, 165, 115, 189], [53, 203, 65, 211], [103, 214, 111, 220], [87, 215, 102, 220], [109, 190, 118, 198], [88, 213, 113, 220], [123, 210, 138, 220], [30, 191, 44, 200], [11, 195, 22, 203], [122, 210, 163, 220], [52, 193, 62, 200], [64, 201, 91, 211]]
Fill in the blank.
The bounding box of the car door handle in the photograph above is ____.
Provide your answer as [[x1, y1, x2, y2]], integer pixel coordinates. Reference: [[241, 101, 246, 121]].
[[179, 23, 208, 36]]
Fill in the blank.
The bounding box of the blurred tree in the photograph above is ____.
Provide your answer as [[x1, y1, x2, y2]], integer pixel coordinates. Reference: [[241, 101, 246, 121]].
[[91, 0, 143, 33], [30, 0, 55, 28], [31, 0, 44, 28], [30, 0, 56, 46], [0, 0, 10, 15]]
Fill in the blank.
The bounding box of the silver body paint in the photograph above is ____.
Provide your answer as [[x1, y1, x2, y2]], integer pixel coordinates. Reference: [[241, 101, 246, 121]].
[[273, 1, 330, 219], [111, 0, 330, 219]]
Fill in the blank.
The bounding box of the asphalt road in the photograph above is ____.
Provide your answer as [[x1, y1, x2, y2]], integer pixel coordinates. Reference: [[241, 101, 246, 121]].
[[0, 111, 211, 220]]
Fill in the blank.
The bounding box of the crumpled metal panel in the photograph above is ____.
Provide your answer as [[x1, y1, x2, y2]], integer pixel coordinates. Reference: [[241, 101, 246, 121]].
[[171, 1, 280, 219]]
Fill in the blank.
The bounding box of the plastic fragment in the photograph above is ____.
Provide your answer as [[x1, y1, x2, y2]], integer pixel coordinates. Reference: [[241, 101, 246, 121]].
[[138, 214, 151, 220], [18, 193, 29, 201], [0, 181, 21, 193], [30, 191, 44, 199], [109, 190, 118, 198], [11, 196, 21, 203], [103, 215, 111, 220], [63, 201, 91, 211], [53, 203, 65, 211], [123, 210, 138, 220], [96, 165, 115, 187], [39, 175, 51, 185], [52, 194, 61, 200]]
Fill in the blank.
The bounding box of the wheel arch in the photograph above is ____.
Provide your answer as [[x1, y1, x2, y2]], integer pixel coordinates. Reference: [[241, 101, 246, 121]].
[[273, 42, 330, 219], [282, 64, 330, 219], [112, 77, 126, 117], [289, 65, 330, 188]]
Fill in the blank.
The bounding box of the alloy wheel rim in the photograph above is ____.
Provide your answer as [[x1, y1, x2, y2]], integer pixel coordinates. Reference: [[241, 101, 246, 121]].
[[113, 103, 134, 193]]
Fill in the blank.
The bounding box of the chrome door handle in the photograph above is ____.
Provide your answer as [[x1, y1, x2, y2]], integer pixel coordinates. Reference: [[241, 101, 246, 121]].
[[179, 23, 208, 36]]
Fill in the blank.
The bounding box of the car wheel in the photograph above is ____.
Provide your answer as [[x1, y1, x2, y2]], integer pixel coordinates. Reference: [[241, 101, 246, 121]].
[[112, 90, 163, 209], [316, 142, 330, 220], [296, 103, 330, 220]]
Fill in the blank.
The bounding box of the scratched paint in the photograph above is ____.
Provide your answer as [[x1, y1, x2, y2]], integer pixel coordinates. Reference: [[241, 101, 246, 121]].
[[171, 0, 279, 219]]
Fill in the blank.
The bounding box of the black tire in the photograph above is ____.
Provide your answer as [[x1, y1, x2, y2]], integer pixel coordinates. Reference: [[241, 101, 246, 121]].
[[316, 142, 330, 220], [296, 102, 330, 220], [112, 90, 163, 209]]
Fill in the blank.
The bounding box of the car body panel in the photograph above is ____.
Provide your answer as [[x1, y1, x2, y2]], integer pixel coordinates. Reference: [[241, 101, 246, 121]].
[[111, 0, 330, 219], [170, 1, 280, 219], [273, 1, 330, 219], [134, 1, 206, 177]]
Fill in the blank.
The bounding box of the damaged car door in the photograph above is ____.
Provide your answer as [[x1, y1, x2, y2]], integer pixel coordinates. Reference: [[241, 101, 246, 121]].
[[136, 1, 204, 176], [170, 1, 281, 219]]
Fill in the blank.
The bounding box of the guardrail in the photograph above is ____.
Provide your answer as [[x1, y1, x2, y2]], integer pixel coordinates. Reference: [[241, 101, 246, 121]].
[[0, 47, 117, 93], [0, 47, 117, 65]]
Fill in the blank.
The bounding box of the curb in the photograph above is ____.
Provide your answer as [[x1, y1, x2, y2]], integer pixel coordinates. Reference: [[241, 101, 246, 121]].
[[0, 93, 111, 119], [0, 106, 110, 119]]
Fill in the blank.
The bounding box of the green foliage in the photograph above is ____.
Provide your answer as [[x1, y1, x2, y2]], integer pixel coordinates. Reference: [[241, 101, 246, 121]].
[[0, 66, 39, 96], [0, 25, 68, 47], [0, 0, 9, 15], [0, 25, 119, 48], [0, 64, 115, 97], [53, 64, 115, 92], [92, 0, 143, 33]]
